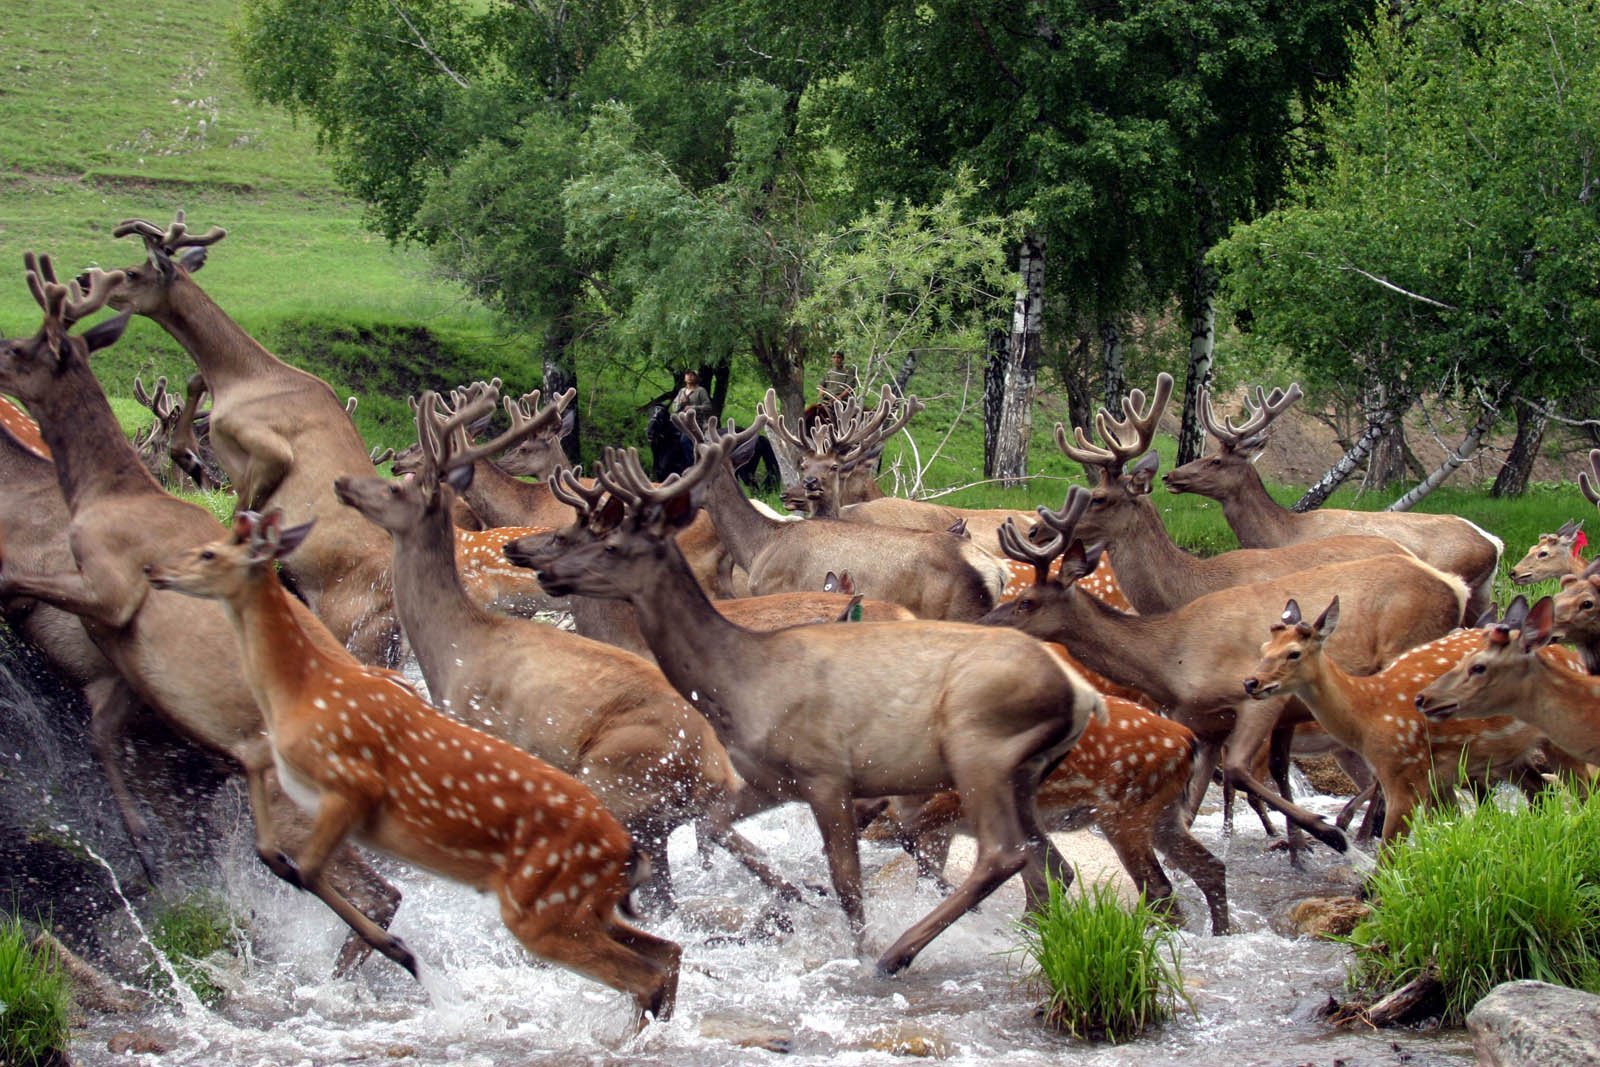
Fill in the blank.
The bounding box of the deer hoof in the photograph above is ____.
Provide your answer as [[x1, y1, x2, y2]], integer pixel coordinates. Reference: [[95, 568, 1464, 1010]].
[[387, 936, 419, 979]]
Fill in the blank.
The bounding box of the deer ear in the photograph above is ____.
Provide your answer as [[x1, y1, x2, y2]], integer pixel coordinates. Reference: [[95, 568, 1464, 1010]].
[[1280, 599, 1302, 626], [150, 246, 176, 279], [232, 510, 258, 543], [275, 519, 315, 558], [1521, 596, 1556, 652], [1313, 596, 1340, 639], [177, 246, 208, 274], [81, 312, 131, 354], [947, 518, 969, 539], [658, 491, 697, 530], [1126, 452, 1160, 495], [443, 462, 475, 493]]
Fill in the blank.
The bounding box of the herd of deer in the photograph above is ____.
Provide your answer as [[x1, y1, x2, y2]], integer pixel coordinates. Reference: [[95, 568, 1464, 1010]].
[[4, 211, 1600, 1033]]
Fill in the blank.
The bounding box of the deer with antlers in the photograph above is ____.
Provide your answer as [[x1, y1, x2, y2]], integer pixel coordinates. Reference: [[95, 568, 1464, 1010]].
[[0, 254, 399, 971], [982, 489, 1469, 856], [1163, 382, 1502, 618], [503, 429, 1106, 974], [146, 509, 679, 1027], [99, 211, 400, 664], [334, 385, 802, 909], [130, 372, 224, 491], [1056, 374, 1418, 613], [1418, 596, 1600, 768]]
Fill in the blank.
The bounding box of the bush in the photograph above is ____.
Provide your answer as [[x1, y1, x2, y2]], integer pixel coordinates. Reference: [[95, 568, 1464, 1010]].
[[1015, 873, 1187, 1042], [148, 894, 244, 1007], [1345, 789, 1600, 1022], [0, 917, 72, 1067]]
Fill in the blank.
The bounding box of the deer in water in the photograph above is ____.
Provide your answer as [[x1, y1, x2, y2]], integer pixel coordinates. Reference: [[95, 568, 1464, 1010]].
[[504, 431, 1106, 975], [679, 397, 1007, 620], [982, 490, 1468, 858], [146, 510, 679, 1027], [100, 212, 400, 664], [1163, 382, 1502, 619], [0, 255, 398, 972], [1418, 596, 1600, 768]]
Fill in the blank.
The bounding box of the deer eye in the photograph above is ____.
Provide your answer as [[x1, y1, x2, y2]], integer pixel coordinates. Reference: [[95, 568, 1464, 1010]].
[[1470, 663, 1485, 675], [200, 550, 215, 561], [1287, 650, 1300, 660], [1584, 600, 1596, 611]]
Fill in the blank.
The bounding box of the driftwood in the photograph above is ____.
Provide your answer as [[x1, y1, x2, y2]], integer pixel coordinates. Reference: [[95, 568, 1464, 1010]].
[[1329, 964, 1444, 1028]]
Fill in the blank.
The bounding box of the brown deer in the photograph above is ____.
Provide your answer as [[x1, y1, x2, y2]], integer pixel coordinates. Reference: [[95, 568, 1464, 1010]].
[[1055, 374, 1416, 612], [503, 434, 1106, 975], [1163, 382, 1502, 618], [0, 255, 399, 972], [681, 396, 1007, 620], [130, 373, 224, 491], [1547, 450, 1600, 672], [981, 492, 1468, 855], [878, 688, 1229, 933], [101, 212, 400, 664], [1508, 519, 1588, 586], [146, 510, 679, 1028], [334, 387, 799, 909], [1418, 596, 1600, 766]]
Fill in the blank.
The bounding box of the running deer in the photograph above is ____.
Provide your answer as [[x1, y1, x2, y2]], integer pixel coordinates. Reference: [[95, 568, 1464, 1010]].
[[981, 491, 1469, 855], [1418, 596, 1600, 767], [679, 397, 1008, 620], [1055, 374, 1414, 613], [1163, 382, 1502, 618], [503, 433, 1106, 975], [0, 255, 398, 971], [334, 386, 799, 909], [879, 688, 1229, 933], [146, 510, 679, 1027], [101, 212, 400, 664], [1508, 519, 1588, 586]]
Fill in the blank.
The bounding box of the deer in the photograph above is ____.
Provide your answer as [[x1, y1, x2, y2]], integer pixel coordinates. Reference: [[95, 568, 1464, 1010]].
[[876, 687, 1229, 933], [100, 212, 401, 664], [1417, 595, 1600, 768], [145, 509, 680, 1028], [1508, 519, 1588, 586], [1054, 374, 1418, 613], [981, 489, 1469, 858], [677, 395, 1008, 620], [502, 431, 1107, 976], [333, 386, 802, 910], [0, 254, 399, 973], [1163, 382, 1503, 619], [130, 372, 224, 491], [1545, 450, 1600, 672]]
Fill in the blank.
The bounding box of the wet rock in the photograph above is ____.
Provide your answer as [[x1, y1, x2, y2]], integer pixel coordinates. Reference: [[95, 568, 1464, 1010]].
[[33, 931, 145, 1014], [698, 1011, 795, 1053], [384, 1045, 419, 1059], [106, 1028, 172, 1055], [1468, 980, 1600, 1066], [867, 851, 920, 892], [675, 896, 749, 936], [853, 1024, 954, 1058], [1294, 754, 1360, 796], [1286, 896, 1370, 939]]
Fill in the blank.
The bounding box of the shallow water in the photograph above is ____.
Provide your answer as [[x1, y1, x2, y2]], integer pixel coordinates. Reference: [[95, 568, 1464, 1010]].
[[73, 787, 1476, 1067]]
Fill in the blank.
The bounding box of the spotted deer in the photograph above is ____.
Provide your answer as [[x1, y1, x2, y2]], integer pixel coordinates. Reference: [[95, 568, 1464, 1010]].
[[1164, 382, 1502, 618], [101, 212, 400, 664], [504, 432, 1106, 975], [146, 509, 678, 1025], [0, 255, 398, 971]]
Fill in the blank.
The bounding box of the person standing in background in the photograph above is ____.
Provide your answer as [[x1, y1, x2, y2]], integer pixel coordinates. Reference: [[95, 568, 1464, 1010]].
[[818, 351, 858, 405]]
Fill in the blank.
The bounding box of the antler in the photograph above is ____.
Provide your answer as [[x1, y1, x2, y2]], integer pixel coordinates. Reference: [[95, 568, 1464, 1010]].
[[760, 388, 814, 454], [1199, 381, 1303, 451], [997, 517, 1066, 585], [112, 209, 228, 253], [1034, 485, 1093, 543], [134, 374, 178, 420], [824, 386, 922, 464], [22, 253, 125, 326], [1580, 449, 1600, 506], [1056, 373, 1172, 475]]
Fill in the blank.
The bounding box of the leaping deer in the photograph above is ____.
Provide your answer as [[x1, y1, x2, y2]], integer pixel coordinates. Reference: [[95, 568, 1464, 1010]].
[[503, 428, 1106, 975]]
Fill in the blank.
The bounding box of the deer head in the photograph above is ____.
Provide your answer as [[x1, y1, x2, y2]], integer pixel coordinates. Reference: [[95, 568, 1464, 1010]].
[[147, 509, 316, 600], [104, 210, 227, 315], [1413, 596, 1540, 721], [1053, 373, 1172, 544], [1163, 381, 1302, 497], [0, 255, 130, 402], [979, 487, 1103, 634], [764, 386, 918, 504], [1240, 598, 1340, 699], [1509, 518, 1587, 585]]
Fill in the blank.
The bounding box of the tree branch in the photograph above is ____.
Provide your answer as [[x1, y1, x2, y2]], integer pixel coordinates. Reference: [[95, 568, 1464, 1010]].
[[388, 1, 470, 89]]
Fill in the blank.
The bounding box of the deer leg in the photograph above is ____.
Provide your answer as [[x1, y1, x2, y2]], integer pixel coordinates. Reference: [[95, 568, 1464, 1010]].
[[1220, 702, 1347, 854], [171, 373, 214, 489], [1103, 816, 1177, 922], [1264, 722, 1308, 863], [1016, 781, 1073, 912], [1185, 738, 1220, 823], [1336, 779, 1378, 831], [1152, 805, 1230, 935], [805, 786, 867, 940], [82, 677, 160, 881], [695, 792, 814, 901], [226, 424, 294, 512], [0, 567, 145, 630]]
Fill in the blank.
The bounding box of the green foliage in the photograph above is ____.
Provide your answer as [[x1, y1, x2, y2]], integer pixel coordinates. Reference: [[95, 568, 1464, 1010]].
[[0, 917, 72, 1067], [1015, 874, 1187, 1043], [147, 894, 243, 1006], [1345, 789, 1600, 1023]]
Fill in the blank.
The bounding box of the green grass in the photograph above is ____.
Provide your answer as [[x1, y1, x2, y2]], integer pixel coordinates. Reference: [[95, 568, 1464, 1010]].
[[1344, 789, 1600, 1023], [1015, 873, 1188, 1043], [0, 916, 72, 1067], [147, 893, 243, 1006]]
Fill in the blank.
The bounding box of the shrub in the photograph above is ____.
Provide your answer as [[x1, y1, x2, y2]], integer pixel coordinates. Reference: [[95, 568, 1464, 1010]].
[[148, 895, 244, 1006], [1345, 789, 1600, 1022], [1015, 873, 1187, 1042], [0, 917, 72, 1067]]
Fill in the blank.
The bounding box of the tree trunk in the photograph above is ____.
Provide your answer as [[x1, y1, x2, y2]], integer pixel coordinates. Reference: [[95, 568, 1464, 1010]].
[[542, 314, 580, 463], [751, 333, 807, 484], [1177, 186, 1220, 465], [1361, 383, 1409, 490], [990, 233, 1044, 486], [1294, 391, 1413, 512], [1055, 332, 1094, 435], [983, 329, 1006, 478], [1100, 321, 1126, 412], [1386, 398, 1498, 512], [1491, 397, 1549, 497]]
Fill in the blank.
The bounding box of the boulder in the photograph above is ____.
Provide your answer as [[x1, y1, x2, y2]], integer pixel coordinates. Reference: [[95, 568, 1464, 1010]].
[[1468, 980, 1600, 1067], [1286, 895, 1371, 939]]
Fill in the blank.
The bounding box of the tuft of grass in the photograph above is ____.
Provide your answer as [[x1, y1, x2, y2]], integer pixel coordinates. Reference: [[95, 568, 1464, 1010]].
[[1345, 788, 1600, 1023], [147, 894, 244, 1007], [1015, 873, 1188, 1043], [0, 916, 73, 1067]]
